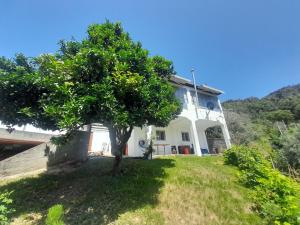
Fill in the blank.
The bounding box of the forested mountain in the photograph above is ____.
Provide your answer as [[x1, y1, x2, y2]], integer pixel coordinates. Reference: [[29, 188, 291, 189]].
[[265, 84, 300, 99], [223, 84, 300, 123]]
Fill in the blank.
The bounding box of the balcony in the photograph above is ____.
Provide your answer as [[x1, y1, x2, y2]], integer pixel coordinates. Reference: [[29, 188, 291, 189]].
[[196, 106, 225, 122]]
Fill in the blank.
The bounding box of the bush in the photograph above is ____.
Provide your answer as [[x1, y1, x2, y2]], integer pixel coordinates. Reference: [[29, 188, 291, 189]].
[[46, 204, 65, 225], [279, 125, 300, 174], [0, 191, 14, 225], [224, 146, 300, 225]]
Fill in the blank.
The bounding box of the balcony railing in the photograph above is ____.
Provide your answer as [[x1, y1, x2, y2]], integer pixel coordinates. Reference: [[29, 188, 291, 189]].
[[196, 107, 224, 122]]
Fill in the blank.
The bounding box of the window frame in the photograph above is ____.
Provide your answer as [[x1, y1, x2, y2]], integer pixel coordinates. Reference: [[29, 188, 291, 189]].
[[181, 132, 190, 142], [156, 130, 166, 141]]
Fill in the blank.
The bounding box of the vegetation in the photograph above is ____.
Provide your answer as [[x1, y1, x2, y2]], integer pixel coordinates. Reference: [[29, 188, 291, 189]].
[[224, 145, 300, 225], [0, 191, 14, 225], [0, 156, 263, 225], [223, 84, 300, 122], [45, 204, 65, 225], [0, 21, 181, 172], [277, 125, 300, 177], [222, 84, 300, 178]]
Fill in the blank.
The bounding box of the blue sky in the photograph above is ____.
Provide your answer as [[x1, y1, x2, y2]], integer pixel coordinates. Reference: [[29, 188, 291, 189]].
[[1, 0, 299, 100]]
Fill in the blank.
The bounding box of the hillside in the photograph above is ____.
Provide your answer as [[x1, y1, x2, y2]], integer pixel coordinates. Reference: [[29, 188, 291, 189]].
[[223, 83, 300, 121], [265, 84, 300, 99], [221, 84, 300, 181], [0, 156, 263, 225], [222, 84, 300, 145]]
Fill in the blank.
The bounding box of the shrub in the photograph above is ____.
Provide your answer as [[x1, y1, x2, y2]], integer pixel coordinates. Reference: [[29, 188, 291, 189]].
[[46, 204, 65, 225], [0, 191, 14, 225], [279, 125, 300, 174], [224, 145, 270, 187], [224, 146, 300, 225]]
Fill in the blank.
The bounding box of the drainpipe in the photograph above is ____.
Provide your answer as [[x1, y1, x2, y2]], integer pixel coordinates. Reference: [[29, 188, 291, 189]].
[[191, 69, 199, 119]]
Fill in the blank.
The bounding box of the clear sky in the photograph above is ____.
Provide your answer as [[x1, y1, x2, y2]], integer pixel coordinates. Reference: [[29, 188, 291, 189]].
[[1, 0, 299, 100]]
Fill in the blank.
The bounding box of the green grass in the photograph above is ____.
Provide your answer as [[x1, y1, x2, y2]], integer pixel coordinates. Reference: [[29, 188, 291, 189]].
[[0, 156, 264, 225]]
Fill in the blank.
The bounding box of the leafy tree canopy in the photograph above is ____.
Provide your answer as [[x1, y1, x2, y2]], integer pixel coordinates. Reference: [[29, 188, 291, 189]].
[[0, 21, 182, 170], [265, 109, 295, 124]]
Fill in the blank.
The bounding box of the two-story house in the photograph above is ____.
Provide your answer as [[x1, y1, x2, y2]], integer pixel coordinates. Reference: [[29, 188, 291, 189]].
[[89, 75, 231, 157], [0, 74, 231, 177]]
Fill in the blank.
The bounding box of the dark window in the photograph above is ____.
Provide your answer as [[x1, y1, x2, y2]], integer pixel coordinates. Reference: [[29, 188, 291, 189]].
[[156, 130, 166, 141], [181, 132, 190, 141], [175, 88, 187, 104]]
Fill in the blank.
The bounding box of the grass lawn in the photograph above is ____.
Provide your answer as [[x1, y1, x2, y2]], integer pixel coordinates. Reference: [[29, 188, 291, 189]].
[[0, 156, 263, 225]]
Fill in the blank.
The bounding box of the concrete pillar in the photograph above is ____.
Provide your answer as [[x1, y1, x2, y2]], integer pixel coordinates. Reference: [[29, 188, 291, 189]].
[[198, 129, 209, 150], [221, 124, 231, 149], [146, 125, 153, 143], [83, 124, 92, 153], [190, 121, 202, 156]]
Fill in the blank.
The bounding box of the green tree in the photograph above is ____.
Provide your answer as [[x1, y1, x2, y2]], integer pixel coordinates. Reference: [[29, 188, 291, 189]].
[[0, 21, 181, 173], [294, 103, 300, 120], [265, 109, 294, 124]]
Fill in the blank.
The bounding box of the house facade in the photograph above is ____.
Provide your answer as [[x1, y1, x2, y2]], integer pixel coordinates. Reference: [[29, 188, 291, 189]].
[[0, 75, 231, 158], [89, 75, 231, 157]]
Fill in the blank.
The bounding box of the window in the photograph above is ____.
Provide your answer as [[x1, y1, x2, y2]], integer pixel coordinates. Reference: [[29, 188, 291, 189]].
[[181, 132, 190, 141], [175, 88, 188, 104], [190, 91, 219, 110], [156, 130, 166, 141]]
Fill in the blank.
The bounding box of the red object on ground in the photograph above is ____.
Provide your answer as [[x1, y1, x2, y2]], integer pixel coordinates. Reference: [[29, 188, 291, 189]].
[[123, 144, 128, 156], [183, 147, 190, 154]]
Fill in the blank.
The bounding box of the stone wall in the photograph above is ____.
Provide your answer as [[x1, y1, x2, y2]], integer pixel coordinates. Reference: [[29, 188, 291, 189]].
[[0, 131, 89, 178], [207, 138, 227, 154]]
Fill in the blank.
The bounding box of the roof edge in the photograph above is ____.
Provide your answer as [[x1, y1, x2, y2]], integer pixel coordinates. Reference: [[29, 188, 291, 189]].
[[170, 75, 224, 95]]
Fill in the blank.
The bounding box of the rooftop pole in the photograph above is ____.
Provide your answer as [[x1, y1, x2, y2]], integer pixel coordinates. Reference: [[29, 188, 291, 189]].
[[191, 69, 200, 119]]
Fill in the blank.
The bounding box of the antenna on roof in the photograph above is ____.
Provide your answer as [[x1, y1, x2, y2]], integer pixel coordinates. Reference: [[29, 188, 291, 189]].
[[191, 69, 200, 106], [191, 69, 200, 119]]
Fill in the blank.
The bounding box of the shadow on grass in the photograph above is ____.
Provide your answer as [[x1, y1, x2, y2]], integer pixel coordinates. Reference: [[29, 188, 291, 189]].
[[0, 157, 175, 224]]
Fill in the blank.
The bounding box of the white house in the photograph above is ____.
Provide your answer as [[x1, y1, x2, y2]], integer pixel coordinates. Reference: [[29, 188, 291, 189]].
[[0, 75, 231, 158], [89, 75, 231, 157]]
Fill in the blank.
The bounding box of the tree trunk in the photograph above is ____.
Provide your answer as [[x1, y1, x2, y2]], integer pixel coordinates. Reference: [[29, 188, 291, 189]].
[[108, 125, 133, 175]]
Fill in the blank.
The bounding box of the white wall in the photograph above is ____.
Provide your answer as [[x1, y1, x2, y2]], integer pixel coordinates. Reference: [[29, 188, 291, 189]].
[[128, 122, 195, 157], [197, 129, 209, 150], [90, 130, 111, 155], [128, 127, 145, 157], [0, 122, 61, 135]]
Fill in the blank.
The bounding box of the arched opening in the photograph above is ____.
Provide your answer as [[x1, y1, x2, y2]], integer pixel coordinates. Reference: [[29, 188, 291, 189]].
[[205, 125, 227, 154]]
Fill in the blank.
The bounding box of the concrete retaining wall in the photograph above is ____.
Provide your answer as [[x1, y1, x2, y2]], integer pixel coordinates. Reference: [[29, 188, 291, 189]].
[[0, 128, 54, 143], [0, 131, 89, 178]]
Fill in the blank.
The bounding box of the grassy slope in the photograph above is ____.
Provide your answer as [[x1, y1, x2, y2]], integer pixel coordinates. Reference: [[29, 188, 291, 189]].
[[0, 156, 263, 225]]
